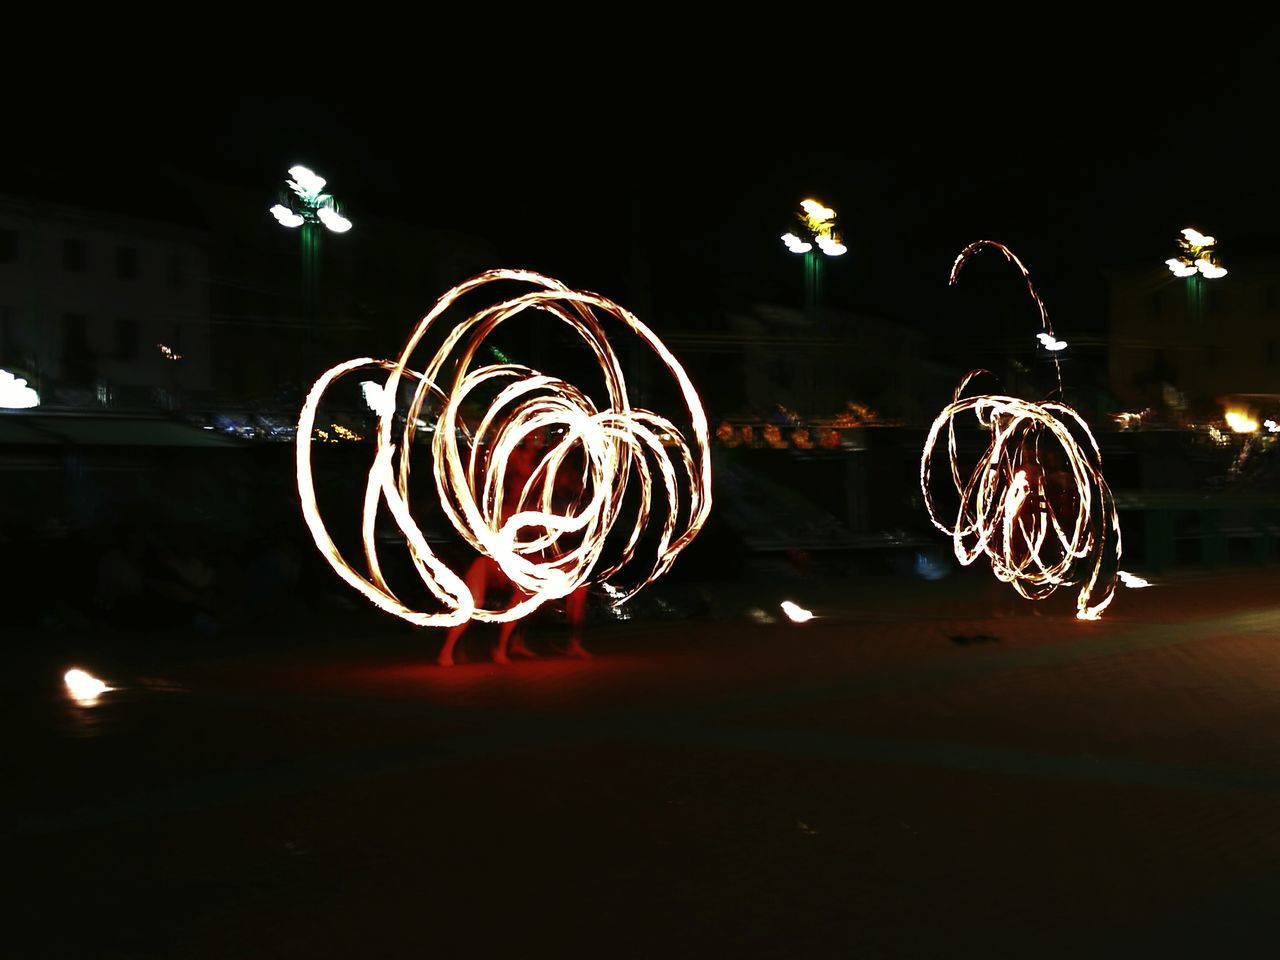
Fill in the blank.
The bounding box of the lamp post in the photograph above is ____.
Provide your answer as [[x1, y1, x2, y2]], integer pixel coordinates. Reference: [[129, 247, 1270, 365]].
[[269, 164, 352, 300], [1165, 225, 1226, 323], [270, 165, 352, 381], [781, 198, 846, 319]]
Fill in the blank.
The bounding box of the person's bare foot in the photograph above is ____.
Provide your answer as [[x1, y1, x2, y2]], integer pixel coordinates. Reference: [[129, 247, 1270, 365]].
[[563, 639, 592, 659], [437, 651, 455, 668], [491, 649, 511, 665]]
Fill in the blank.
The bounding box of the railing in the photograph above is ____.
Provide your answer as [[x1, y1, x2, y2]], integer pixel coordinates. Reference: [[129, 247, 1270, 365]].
[[1114, 492, 1280, 571]]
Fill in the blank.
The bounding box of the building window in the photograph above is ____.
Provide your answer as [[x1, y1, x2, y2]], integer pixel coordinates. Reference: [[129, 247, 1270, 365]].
[[0, 305, 14, 354], [63, 238, 88, 272], [115, 246, 139, 280], [62, 312, 94, 384], [0, 229, 18, 263], [114, 318, 139, 361]]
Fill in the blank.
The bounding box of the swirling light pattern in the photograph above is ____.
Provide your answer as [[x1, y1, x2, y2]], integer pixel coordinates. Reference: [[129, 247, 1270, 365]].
[[297, 270, 711, 628], [920, 241, 1122, 620]]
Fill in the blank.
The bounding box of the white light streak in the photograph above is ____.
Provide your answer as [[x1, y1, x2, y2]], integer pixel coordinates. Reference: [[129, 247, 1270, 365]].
[[1118, 570, 1152, 589], [64, 668, 111, 706], [1036, 332, 1067, 351], [780, 600, 815, 622], [297, 270, 712, 628]]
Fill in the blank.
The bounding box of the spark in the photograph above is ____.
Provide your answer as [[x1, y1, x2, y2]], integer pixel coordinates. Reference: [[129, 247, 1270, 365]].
[[780, 600, 815, 622], [64, 668, 111, 706], [922, 242, 1122, 621], [297, 270, 712, 628]]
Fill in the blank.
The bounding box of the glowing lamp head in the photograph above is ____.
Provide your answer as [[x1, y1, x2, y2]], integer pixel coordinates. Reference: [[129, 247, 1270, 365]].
[[816, 236, 847, 256], [781, 233, 812, 254], [287, 165, 327, 200], [1181, 227, 1215, 247], [270, 204, 304, 228], [799, 199, 836, 223], [317, 204, 352, 234]]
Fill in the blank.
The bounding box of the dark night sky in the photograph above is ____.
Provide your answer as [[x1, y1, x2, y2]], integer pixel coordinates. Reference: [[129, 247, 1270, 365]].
[[7, 68, 1277, 337]]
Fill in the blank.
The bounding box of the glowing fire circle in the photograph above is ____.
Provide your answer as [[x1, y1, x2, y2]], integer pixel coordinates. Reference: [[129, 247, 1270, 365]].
[[297, 270, 712, 628], [920, 243, 1122, 620]]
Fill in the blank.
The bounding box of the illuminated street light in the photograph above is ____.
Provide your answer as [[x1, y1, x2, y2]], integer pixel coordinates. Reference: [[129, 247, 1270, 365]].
[[1167, 226, 1226, 278], [781, 197, 847, 318], [269, 163, 353, 296]]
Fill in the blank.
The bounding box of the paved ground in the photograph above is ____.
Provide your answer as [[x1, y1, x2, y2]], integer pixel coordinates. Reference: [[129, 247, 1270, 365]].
[[7, 564, 1280, 958]]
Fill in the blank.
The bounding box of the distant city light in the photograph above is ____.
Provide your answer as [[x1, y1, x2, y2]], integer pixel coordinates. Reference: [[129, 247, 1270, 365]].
[[0, 368, 39, 408], [64, 668, 112, 706], [1224, 408, 1260, 433]]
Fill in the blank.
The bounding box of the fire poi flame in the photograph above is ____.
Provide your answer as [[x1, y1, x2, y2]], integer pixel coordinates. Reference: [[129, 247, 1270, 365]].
[[920, 242, 1122, 620], [297, 270, 711, 627]]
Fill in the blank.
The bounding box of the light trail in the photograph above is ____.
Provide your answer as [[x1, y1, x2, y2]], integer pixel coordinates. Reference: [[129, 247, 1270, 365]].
[[297, 270, 711, 628], [921, 242, 1122, 620]]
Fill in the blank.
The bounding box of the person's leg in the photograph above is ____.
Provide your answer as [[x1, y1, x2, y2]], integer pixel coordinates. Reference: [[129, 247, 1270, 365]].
[[562, 585, 590, 658], [438, 555, 489, 667]]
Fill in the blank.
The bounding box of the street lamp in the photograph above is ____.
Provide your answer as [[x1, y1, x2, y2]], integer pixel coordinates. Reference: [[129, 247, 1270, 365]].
[[1165, 226, 1226, 279], [781, 198, 846, 318], [1165, 226, 1226, 340], [269, 164, 353, 294]]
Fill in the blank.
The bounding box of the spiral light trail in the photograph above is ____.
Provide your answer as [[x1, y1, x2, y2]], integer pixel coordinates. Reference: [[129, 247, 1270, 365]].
[[921, 242, 1122, 620], [297, 270, 711, 628]]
